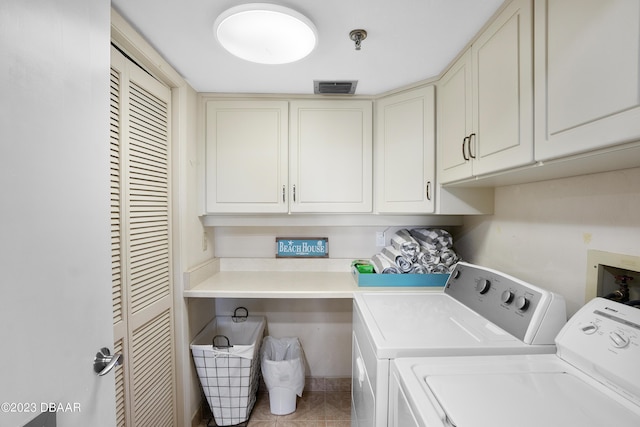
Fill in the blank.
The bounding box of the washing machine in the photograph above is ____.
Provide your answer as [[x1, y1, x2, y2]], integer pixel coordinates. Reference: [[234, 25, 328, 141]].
[[351, 261, 567, 427], [390, 297, 640, 427]]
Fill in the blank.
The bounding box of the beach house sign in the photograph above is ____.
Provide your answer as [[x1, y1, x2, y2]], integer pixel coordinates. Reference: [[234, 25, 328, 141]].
[[276, 238, 329, 258]]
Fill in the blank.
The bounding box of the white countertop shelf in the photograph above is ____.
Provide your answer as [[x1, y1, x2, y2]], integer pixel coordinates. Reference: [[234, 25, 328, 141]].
[[183, 258, 444, 299], [183, 270, 444, 299]]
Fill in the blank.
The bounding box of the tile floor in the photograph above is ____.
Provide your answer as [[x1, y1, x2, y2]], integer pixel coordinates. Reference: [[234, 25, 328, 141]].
[[200, 380, 351, 427]]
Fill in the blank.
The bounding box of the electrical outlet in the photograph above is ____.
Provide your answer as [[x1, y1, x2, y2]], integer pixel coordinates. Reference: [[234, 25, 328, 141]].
[[376, 231, 386, 247], [202, 231, 208, 251]]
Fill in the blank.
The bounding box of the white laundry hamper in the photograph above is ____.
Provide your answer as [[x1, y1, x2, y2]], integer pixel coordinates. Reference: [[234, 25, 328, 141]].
[[190, 308, 265, 426]]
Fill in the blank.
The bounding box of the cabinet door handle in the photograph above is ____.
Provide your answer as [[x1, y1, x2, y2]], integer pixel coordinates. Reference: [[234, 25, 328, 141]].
[[426, 181, 432, 201], [462, 136, 470, 161], [468, 133, 477, 159], [282, 185, 286, 202], [293, 184, 296, 202]]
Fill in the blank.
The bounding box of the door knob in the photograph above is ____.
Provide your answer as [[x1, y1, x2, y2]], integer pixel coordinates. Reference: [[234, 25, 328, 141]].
[[94, 347, 123, 376]]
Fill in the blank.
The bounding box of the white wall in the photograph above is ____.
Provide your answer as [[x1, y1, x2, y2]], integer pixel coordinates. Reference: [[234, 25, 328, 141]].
[[213, 225, 449, 259], [455, 167, 640, 316], [182, 86, 216, 267], [178, 84, 218, 423], [215, 298, 353, 378]]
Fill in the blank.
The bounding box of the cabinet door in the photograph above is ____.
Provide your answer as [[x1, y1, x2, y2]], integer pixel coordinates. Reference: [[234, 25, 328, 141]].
[[289, 100, 373, 213], [437, 49, 474, 184], [534, 0, 640, 161], [471, 0, 533, 175], [205, 100, 288, 213], [376, 86, 435, 213]]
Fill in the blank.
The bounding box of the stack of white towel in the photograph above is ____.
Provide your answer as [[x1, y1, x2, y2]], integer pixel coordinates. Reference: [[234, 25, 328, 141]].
[[370, 228, 460, 274]]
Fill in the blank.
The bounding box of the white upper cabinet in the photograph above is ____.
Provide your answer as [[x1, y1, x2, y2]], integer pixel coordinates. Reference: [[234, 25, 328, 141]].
[[205, 100, 289, 213], [289, 100, 373, 213], [534, 0, 640, 161], [438, 0, 534, 184], [438, 49, 474, 183], [205, 99, 372, 214], [375, 86, 435, 213], [472, 0, 534, 175]]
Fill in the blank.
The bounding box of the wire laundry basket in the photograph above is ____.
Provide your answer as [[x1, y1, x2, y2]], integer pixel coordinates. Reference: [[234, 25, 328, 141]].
[[190, 307, 266, 426]]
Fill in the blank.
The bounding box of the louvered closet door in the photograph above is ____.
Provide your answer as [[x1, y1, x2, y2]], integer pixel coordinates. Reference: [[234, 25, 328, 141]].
[[110, 45, 175, 427]]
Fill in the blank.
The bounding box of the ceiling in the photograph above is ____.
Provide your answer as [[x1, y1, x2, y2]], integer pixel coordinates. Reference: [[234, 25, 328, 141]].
[[111, 0, 505, 96]]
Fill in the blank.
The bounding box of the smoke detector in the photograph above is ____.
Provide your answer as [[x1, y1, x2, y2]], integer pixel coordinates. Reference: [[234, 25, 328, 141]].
[[313, 80, 358, 95]]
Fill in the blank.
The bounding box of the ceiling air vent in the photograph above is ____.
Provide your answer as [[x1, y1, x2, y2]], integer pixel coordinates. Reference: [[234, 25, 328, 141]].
[[314, 80, 358, 95]]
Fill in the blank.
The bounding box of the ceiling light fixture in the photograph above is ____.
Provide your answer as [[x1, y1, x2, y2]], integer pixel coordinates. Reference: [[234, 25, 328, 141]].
[[349, 29, 367, 51], [214, 3, 318, 65]]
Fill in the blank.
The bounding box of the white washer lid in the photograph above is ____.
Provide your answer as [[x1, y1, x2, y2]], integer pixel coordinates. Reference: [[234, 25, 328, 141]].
[[426, 372, 640, 427], [356, 293, 548, 358]]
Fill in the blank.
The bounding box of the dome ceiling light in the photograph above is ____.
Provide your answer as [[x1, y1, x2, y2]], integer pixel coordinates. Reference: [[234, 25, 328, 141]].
[[214, 3, 318, 65]]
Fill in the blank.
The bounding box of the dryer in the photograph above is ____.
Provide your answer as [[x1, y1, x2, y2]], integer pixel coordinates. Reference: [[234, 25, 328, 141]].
[[351, 262, 567, 427]]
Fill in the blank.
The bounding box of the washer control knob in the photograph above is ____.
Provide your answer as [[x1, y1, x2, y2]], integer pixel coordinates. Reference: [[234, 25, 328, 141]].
[[515, 296, 529, 311], [581, 323, 598, 335], [609, 331, 630, 349], [501, 290, 514, 304], [477, 279, 491, 294]]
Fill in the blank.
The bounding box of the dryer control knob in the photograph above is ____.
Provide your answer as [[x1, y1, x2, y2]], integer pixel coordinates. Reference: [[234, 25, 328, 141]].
[[501, 290, 514, 304], [609, 331, 630, 349], [477, 279, 491, 294], [515, 296, 529, 311], [581, 323, 598, 335]]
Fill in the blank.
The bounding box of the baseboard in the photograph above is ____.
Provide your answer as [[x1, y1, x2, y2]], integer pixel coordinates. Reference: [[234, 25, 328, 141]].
[[258, 376, 351, 393], [304, 376, 351, 392]]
